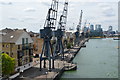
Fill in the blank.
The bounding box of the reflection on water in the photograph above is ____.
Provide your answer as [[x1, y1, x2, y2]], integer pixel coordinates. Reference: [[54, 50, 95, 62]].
[[61, 38, 118, 78]]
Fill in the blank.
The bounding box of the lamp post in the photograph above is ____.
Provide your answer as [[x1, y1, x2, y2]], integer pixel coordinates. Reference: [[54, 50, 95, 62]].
[[21, 70, 23, 78], [58, 61, 59, 69], [62, 57, 65, 68], [45, 71, 48, 80]]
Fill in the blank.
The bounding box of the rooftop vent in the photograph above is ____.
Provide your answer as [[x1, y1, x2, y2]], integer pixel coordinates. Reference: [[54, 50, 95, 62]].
[[10, 35, 14, 38]]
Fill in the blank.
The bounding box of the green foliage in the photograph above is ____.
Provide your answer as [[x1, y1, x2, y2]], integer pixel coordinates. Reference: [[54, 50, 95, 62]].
[[0, 53, 15, 77], [67, 43, 73, 49], [0, 51, 2, 77]]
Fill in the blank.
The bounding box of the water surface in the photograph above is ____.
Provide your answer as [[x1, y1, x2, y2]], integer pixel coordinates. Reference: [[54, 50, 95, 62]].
[[61, 38, 118, 78]]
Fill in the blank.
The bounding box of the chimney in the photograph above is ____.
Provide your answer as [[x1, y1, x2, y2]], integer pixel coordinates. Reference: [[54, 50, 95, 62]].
[[23, 28, 26, 32], [14, 28, 18, 31]]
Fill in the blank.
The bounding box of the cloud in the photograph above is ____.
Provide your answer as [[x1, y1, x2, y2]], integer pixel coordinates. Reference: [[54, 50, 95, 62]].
[[36, 0, 50, 3], [24, 8, 36, 12], [102, 7, 115, 17], [69, 0, 119, 2], [103, 20, 116, 23], [97, 3, 116, 17], [9, 17, 24, 22], [9, 16, 35, 22], [41, 2, 50, 6], [9, 17, 18, 21], [97, 3, 110, 7], [58, 8, 63, 14], [0, 2, 13, 5], [23, 17, 36, 21]]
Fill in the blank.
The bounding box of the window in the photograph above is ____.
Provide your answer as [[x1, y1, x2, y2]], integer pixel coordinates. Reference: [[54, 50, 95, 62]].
[[26, 57, 28, 63], [26, 50, 27, 55], [26, 38, 28, 44], [22, 38, 24, 45], [6, 52, 9, 55], [18, 45, 20, 49], [11, 44, 13, 48], [2, 45, 4, 47], [26, 50, 29, 55], [30, 43, 32, 47], [10, 53, 13, 57], [6, 45, 9, 48], [17, 68, 20, 72]]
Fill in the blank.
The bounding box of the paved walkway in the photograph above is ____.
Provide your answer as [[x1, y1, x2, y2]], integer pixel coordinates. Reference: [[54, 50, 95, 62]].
[[13, 59, 64, 80]]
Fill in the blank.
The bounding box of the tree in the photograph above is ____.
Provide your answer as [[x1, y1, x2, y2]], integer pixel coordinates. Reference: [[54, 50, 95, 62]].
[[0, 52, 15, 78], [67, 43, 72, 49], [0, 52, 2, 77]]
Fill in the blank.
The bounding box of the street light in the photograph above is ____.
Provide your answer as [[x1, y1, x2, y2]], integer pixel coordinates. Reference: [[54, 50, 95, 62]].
[[58, 61, 59, 69], [21, 70, 24, 78], [62, 56, 64, 66], [45, 71, 48, 80]]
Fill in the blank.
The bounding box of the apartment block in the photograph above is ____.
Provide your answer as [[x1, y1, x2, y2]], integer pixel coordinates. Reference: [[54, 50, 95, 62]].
[[0, 28, 33, 72]]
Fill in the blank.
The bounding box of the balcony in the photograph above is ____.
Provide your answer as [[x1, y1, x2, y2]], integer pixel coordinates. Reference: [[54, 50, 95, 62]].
[[22, 46, 31, 50], [17, 51, 24, 58], [22, 44, 33, 50]]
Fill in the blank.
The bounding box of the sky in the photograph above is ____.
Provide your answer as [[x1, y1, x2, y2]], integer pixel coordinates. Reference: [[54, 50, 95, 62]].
[[0, 0, 119, 32]]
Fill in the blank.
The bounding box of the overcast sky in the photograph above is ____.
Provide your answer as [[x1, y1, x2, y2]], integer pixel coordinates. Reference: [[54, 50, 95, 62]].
[[0, 0, 119, 32]]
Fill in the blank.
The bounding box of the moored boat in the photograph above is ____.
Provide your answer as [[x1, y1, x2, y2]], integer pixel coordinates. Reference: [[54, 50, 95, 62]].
[[113, 38, 120, 40]]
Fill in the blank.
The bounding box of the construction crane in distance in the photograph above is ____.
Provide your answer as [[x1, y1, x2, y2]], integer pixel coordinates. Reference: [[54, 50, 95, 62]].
[[77, 10, 83, 32], [74, 10, 83, 46]]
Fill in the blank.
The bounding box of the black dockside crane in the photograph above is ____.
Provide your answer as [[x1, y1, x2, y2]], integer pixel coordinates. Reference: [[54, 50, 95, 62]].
[[74, 10, 83, 46], [54, 1, 68, 60], [39, 0, 59, 71]]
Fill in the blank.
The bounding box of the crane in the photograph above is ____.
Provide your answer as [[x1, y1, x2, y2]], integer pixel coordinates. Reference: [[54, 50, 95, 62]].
[[83, 20, 90, 38], [39, 0, 59, 71], [54, 1, 68, 60], [77, 10, 83, 32], [74, 10, 83, 46]]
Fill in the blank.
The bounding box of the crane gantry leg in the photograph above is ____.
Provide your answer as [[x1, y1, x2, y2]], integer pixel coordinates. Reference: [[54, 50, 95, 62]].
[[54, 2, 68, 60], [39, 0, 58, 71]]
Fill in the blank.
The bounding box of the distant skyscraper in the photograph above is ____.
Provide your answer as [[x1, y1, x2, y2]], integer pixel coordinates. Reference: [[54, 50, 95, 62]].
[[98, 25, 101, 29], [107, 25, 114, 36], [89, 24, 103, 37], [83, 27, 88, 33], [95, 25, 98, 30], [95, 24, 101, 31], [90, 24, 94, 31], [108, 26, 112, 31]]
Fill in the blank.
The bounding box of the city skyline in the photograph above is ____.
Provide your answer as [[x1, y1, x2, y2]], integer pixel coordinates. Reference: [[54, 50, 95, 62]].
[[0, 0, 118, 32]]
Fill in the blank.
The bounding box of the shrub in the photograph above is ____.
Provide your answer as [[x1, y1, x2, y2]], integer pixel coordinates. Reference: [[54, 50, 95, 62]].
[[67, 43, 72, 49]]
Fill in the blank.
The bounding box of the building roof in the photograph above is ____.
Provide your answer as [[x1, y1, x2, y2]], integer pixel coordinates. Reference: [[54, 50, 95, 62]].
[[0, 28, 14, 34], [1, 30, 24, 43], [0, 34, 2, 42], [28, 31, 39, 37]]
